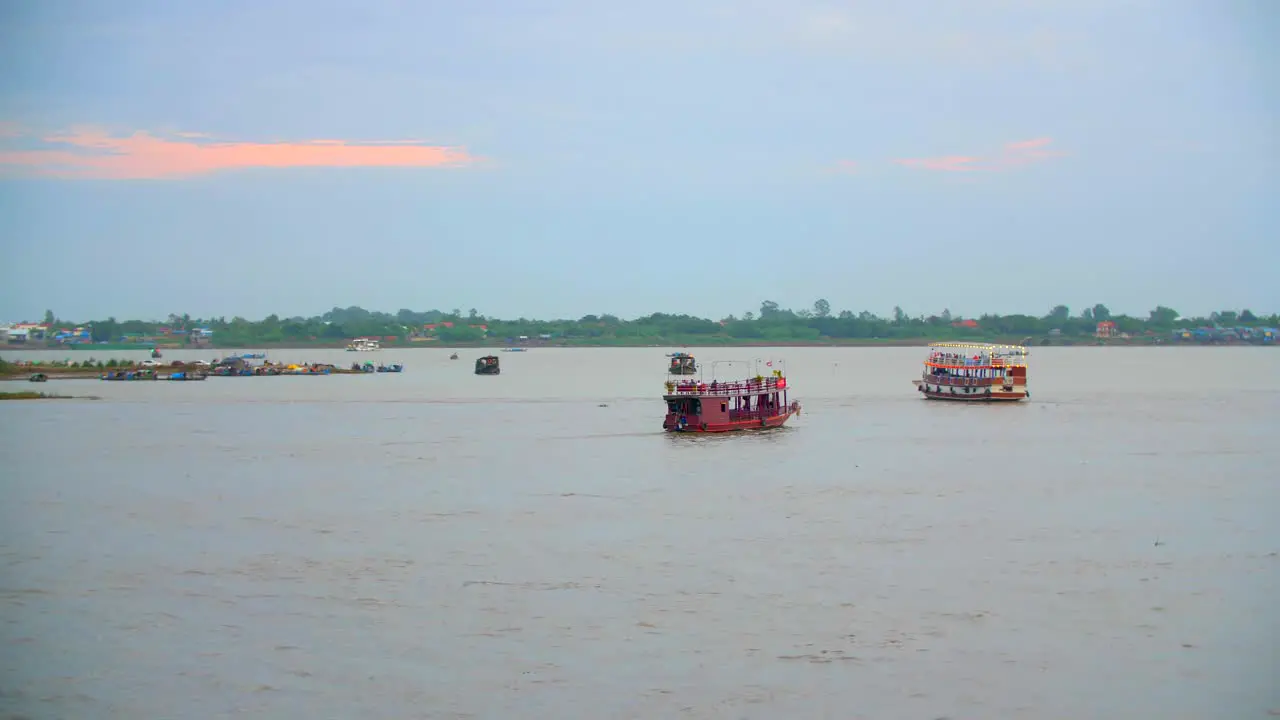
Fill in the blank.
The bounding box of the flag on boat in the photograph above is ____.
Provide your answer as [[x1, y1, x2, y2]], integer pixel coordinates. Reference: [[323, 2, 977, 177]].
[[766, 361, 773, 367]]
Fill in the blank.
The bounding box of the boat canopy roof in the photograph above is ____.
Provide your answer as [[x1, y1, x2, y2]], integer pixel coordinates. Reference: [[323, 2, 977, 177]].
[[928, 341, 1027, 354], [665, 373, 787, 398], [926, 341, 1028, 368]]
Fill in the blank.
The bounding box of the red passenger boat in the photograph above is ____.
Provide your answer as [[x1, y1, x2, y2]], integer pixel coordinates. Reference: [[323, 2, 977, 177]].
[[662, 366, 801, 433], [913, 342, 1030, 401]]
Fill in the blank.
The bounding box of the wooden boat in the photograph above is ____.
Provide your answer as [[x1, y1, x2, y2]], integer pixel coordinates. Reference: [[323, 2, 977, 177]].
[[164, 371, 207, 381], [375, 363, 404, 373], [28, 373, 47, 382], [913, 342, 1030, 401], [662, 366, 800, 433], [475, 355, 500, 375], [100, 369, 159, 381], [667, 352, 697, 375]]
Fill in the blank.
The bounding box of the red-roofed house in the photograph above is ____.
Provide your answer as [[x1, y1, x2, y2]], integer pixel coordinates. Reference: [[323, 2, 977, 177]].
[[1096, 321, 1117, 338]]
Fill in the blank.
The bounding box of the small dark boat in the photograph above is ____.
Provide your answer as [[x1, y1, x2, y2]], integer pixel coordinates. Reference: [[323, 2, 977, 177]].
[[150, 348, 162, 359], [668, 352, 697, 375], [449, 353, 459, 360], [475, 355, 500, 375], [29, 373, 48, 383], [376, 363, 404, 373]]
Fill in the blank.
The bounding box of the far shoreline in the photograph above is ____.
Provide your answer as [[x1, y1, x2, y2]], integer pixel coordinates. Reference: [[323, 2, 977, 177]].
[[1, 338, 1249, 352]]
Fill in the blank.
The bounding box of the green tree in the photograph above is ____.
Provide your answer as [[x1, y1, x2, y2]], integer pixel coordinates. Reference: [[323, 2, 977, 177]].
[[1148, 306, 1180, 326], [813, 298, 831, 318], [91, 318, 118, 342]]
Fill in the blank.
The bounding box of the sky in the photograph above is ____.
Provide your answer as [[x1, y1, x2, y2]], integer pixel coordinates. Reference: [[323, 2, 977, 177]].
[[1, 0, 1276, 322]]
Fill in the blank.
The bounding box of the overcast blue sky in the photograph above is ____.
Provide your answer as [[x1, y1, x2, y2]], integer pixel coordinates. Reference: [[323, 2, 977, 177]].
[[1, 0, 1276, 322]]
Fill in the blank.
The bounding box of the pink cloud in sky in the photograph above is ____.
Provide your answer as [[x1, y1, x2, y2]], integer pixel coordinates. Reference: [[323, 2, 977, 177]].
[[895, 138, 1065, 172], [0, 126, 476, 179], [831, 159, 859, 174]]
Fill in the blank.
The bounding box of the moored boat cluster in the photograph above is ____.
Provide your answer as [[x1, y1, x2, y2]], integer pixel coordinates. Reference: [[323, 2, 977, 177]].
[[3, 353, 413, 382]]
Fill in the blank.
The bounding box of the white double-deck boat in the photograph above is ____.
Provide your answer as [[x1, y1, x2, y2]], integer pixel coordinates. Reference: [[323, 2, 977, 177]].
[[346, 337, 381, 352], [913, 342, 1030, 401]]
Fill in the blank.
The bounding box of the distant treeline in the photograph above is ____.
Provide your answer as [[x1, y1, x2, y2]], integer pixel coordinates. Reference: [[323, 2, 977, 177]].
[[22, 302, 1278, 347]]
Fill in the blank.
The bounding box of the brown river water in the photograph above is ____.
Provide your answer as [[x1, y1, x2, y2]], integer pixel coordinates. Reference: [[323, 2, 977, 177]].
[[1, 346, 1277, 719]]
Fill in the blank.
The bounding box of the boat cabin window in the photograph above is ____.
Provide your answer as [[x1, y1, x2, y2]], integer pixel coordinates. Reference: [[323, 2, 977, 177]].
[[667, 398, 701, 414]]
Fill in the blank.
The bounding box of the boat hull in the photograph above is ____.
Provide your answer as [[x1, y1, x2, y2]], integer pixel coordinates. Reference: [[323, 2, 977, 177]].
[[914, 381, 1028, 401], [664, 410, 796, 433]]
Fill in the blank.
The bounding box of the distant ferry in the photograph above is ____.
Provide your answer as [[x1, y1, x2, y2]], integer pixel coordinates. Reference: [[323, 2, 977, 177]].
[[475, 355, 500, 375], [913, 342, 1030, 401], [662, 366, 800, 433], [667, 352, 697, 375], [346, 338, 381, 352]]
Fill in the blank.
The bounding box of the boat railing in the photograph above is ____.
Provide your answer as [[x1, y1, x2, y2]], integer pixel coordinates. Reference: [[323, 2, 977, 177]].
[[922, 375, 1023, 387], [726, 407, 785, 421], [666, 377, 786, 395], [924, 359, 1023, 369]]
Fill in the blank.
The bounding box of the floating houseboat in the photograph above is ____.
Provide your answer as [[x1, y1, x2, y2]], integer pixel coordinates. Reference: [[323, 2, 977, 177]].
[[100, 369, 159, 381], [913, 342, 1029, 401], [346, 338, 381, 352], [662, 366, 800, 433], [475, 355, 500, 375], [668, 352, 698, 375], [164, 371, 207, 381]]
